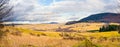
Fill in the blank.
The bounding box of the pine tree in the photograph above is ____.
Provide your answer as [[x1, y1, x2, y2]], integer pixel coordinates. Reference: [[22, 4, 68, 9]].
[[118, 25, 120, 34]]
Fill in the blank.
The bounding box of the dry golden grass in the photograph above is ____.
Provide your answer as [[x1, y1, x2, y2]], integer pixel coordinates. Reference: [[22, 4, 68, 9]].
[[0, 23, 120, 47], [6, 34, 78, 47], [15, 23, 105, 32]]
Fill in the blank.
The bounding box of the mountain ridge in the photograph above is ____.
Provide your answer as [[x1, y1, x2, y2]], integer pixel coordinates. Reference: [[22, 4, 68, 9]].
[[66, 13, 120, 25]]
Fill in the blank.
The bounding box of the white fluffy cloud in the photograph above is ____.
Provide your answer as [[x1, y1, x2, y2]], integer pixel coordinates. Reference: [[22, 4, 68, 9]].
[[7, 0, 119, 23], [53, 0, 105, 13]]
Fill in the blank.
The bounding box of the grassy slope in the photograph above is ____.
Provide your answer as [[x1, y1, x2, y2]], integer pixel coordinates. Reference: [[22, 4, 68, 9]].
[[1, 23, 120, 47], [9, 28, 120, 47]]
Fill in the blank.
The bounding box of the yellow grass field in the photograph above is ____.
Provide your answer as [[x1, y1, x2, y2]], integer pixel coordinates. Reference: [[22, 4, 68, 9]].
[[0, 23, 120, 47]]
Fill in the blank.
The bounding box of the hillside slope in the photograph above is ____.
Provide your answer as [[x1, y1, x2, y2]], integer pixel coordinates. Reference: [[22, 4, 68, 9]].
[[66, 13, 120, 25], [79, 13, 120, 23]]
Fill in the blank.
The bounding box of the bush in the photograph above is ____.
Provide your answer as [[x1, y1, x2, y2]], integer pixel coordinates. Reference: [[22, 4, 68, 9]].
[[72, 39, 102, 47], [41, 33, 47, 36], [29, 33, 36, 36], [37, 34, 40, 37], [11, 31, 22, 36], [0, 24, 4, 28]]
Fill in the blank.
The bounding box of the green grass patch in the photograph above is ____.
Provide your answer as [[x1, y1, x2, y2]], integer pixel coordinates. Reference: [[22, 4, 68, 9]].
[[87, 30, 99, 33], [16, 28, 61, 37]]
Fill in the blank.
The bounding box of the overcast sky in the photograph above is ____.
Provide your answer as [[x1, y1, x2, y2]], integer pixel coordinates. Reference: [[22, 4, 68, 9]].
[[6, 0, 119, 23]]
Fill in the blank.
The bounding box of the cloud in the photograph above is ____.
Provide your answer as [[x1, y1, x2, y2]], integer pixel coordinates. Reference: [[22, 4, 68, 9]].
[[52, 0, 112, 13], [6, 0, 119, 23]]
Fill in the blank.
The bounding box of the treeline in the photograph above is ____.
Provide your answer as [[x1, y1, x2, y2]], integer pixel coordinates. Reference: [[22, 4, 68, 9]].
[[99, 25, 120, 33]]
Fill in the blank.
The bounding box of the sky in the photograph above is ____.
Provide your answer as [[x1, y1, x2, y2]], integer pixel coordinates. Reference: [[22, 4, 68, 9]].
[[6, 0, 119, 23]]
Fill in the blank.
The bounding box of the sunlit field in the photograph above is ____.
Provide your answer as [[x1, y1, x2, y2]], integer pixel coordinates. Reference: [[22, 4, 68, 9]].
[[0, 0, 120, 47], [0, 23, 120, 47]]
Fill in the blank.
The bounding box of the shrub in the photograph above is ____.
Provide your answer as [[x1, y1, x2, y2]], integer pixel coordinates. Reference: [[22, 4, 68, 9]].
[[72, 39, 102, 47], [37, 34, 40, 37], [11, 31, 22, 36], [0, 24, 4, 28], [41, 33, 47, 36], [29, 33, 36, 36]]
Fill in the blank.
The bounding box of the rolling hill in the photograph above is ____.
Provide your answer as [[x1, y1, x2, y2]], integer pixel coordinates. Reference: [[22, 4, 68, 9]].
[[66, 13, 120, 25]]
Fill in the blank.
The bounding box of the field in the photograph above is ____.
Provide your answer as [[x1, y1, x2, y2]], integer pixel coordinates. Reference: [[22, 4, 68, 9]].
[[0, 23, 120, 47]]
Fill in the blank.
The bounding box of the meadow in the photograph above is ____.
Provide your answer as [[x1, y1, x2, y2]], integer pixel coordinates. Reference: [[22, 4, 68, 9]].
[[0, 23, 120, 47]]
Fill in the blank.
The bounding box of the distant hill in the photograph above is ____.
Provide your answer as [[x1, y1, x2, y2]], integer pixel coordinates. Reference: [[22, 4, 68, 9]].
[[48, 22, 59, 24], [66, 13, 120, 25]]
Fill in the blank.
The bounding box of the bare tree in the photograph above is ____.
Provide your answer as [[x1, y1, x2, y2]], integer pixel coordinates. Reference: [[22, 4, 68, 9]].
[[116, 0, 120, 13], [0, 0, 13, 27], [0, 0, 13, 40], [0, 0, 13, 22]]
